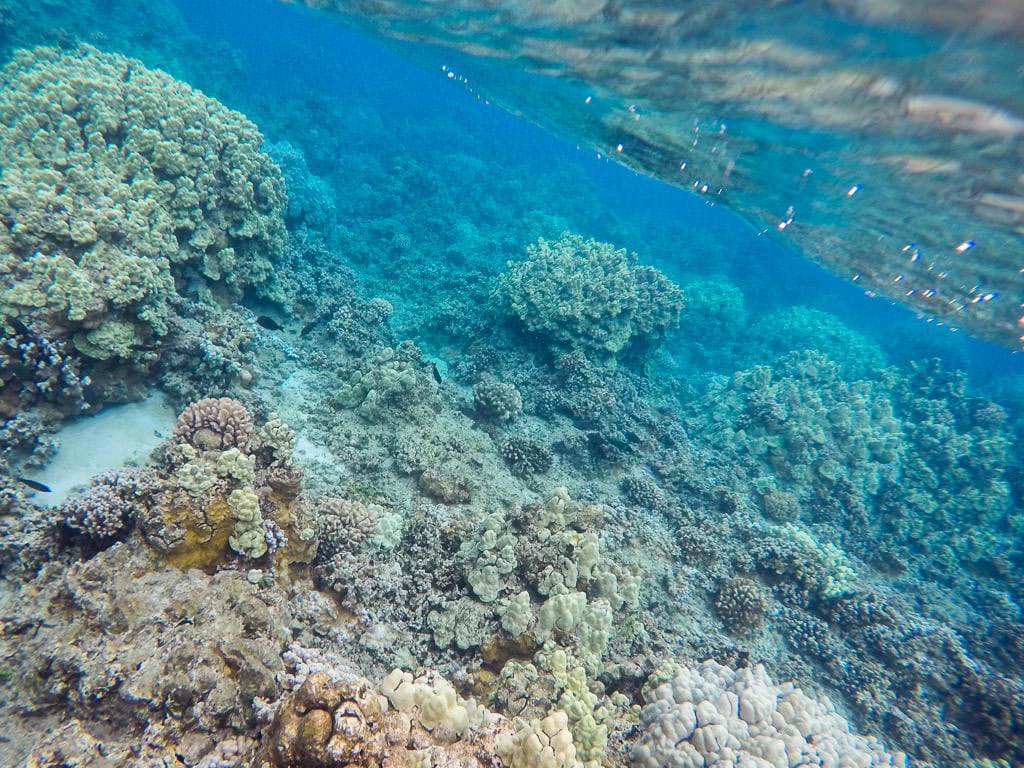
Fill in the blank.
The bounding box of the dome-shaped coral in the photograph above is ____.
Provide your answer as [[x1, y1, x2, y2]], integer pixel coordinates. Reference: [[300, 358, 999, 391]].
[[492, 232, 684, 362], [0, 44, 287, 361]]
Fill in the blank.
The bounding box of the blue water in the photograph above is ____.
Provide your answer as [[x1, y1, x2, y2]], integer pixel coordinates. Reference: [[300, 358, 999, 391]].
[[2, 1, 1022, 765], [175, 0, 1023, 384]]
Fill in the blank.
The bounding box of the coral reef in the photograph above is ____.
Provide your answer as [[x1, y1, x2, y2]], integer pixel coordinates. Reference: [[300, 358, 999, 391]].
[[139, 398, 316, 572], [632, 659, 905, 767], [5, 542, 291, 767], [265, 139, 338, 238], [0, 12, 1019, 768], [0, 320, 89, 417], [492, 232, 684, 362], [333, 344, 431, 421], [757, 306, 887, 378], [0, 43, 286, 413], [255, 667, 514, 768]]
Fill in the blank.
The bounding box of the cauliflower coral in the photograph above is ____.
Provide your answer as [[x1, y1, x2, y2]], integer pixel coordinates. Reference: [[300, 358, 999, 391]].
[[0, 44, 287, 360], [492, 232, 684, 362]]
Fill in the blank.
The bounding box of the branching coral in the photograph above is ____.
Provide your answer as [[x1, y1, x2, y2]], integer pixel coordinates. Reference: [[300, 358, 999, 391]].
[[60, 468, 161, 544], [473, 378, 523, 422], [500, 435, 554, 478], [171, 397, 257, 455], [713, 576, 769, 633]]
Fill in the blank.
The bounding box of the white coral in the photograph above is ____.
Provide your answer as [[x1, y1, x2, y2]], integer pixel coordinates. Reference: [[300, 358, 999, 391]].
[[631, 660, 906, 768]]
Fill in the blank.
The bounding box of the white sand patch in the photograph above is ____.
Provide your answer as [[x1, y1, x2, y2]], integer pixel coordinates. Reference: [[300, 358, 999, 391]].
[[293, 434, 336, 467], [34, 393, 177, 505], [275, 367, 344, 491], [276, 367, 320, 431]]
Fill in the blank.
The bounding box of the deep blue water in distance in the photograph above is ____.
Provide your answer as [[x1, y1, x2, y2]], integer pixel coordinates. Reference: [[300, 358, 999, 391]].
[[174, 0, 1024, 384]]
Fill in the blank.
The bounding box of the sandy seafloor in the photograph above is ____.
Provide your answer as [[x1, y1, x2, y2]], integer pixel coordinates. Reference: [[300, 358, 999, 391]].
[[0, 1, 1022, 766]]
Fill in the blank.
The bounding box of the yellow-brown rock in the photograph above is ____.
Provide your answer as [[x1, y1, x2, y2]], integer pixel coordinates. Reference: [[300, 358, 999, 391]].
[[162, 497, 234, 570]]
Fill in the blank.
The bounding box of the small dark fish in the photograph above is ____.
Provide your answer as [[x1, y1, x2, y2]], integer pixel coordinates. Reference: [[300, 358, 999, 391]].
[[604, 434, 634, 453], [585, 431, 632, 457], [130, 343, 161, 352], [16, 477, 51, 493], [6, 316, 34, 337], [256, 315, 284, 331], [300, 318, 321, 338], [431, 362, 442, 384], [622, 428, 642, 445]]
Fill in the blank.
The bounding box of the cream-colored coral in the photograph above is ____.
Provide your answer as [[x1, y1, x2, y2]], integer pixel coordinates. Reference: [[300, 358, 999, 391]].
[[461, 512, 518, 604], [216, 447, 257, 484], [228, 487, 266, 560], [380, 669, 497, 743], [492, 232, 684, 361], [0, 44, 286, 351], [259, 414, 296, 460], [631, 659, 906, 768], [497, 710, 577, 768]]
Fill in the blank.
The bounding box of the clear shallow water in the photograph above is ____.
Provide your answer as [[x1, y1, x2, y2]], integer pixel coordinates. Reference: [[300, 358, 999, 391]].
[[179, 0, 1024, 380], [0, 1, 1022, 765], [288, 0, 1024, 352]]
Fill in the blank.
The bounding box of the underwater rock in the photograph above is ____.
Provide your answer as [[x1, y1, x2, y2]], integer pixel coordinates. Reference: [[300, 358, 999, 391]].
[[7, 542, 290, 764]]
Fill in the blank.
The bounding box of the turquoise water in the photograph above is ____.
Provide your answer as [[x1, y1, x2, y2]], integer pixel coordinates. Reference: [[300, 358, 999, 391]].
[[0, 1, 1021, 765]]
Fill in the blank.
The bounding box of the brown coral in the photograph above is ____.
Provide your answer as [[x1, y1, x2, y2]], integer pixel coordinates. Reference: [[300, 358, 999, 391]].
[[714, 576, 769, 633], [254, 671, 513, 767], [317, 498, 380, 549], [171, 397, 256, 454]]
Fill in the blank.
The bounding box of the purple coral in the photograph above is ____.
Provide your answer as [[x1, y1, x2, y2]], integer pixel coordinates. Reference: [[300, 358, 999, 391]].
[[60, 468, 160, 543], [171, 397, 256, 454], [0, 323, 89, 414]]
